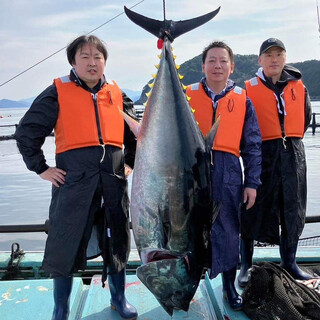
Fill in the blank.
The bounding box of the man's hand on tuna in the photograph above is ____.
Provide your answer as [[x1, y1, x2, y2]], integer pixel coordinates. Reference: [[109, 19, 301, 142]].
[[124, 164, 133, 178]]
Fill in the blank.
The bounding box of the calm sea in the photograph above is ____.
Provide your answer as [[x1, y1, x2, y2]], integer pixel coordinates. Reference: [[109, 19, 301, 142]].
[[0, 102, 320, 251]]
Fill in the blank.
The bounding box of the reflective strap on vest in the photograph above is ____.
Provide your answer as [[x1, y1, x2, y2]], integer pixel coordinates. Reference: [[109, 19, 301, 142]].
[[190, 83, 200, 91], [106, 78, 115, 85], [249, 77, 259, 86], [60, 75, 71, 83], [234, 86, 243, 95]]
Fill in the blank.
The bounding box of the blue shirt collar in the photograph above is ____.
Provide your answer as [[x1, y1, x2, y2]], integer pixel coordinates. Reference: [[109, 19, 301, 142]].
[[200, 77, 235, 103]]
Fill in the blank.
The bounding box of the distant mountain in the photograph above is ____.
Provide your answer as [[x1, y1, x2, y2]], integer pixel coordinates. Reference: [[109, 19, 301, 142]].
[[2, 56, 318, 108], [0, 99, 30, 109], [122, 89, 141, 102], [0, 91, 141, 109], [19, 97, 35, 106], [135, 54, 320, 104]]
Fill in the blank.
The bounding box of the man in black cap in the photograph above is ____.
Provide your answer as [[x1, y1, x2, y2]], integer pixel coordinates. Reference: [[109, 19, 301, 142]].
[[238, 38, 312, 287]]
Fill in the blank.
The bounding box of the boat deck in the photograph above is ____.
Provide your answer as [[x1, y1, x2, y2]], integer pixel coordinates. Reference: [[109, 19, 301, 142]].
[[0, 247, 319, 320], [0, 274, 247, 320]]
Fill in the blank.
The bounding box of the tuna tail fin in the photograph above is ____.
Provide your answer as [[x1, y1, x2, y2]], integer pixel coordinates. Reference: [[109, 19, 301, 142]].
[[124, 6, 220, 42], [205, 115, 220, 152]]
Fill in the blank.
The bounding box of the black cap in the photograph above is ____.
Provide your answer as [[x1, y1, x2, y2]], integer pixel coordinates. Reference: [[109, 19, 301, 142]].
[[259, 38, 286, 56]]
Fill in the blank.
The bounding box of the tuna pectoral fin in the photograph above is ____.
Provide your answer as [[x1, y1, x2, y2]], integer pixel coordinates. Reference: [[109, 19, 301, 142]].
[[118, 108, 141, 137], [205, 115, 220, 151], [136, 258, 200, 316]]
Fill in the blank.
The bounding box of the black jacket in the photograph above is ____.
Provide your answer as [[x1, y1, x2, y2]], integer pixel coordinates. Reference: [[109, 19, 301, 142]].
[[15, 70, 137, 174], [15, 70, 137, 278], [241, 65, 312, 246]]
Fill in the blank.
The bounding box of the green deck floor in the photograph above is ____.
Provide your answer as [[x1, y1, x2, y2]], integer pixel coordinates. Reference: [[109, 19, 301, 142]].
[[0, 246, 319, 319]]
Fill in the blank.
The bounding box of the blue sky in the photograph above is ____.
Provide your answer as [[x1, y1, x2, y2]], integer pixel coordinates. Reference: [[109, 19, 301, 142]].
[[0, 0, 319, 101]]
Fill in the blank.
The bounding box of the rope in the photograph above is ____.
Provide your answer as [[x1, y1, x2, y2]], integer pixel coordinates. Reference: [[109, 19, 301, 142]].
[[2, 243, 25, 280]]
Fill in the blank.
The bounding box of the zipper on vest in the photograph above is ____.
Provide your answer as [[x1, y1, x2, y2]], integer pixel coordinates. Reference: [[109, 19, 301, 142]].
[[212, 101, 218, 124], [92, 93, 107, 162], [91, 93, 104, 145]]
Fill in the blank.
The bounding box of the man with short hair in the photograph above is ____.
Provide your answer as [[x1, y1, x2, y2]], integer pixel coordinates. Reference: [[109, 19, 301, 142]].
[[239, 38, 312, 287], [187, 41, 262, 310], [15, 35, 138, 320]]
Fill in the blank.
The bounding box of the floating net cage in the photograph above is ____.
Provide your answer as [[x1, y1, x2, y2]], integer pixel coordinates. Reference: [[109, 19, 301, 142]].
[[253, 235, 320, 248], [298, 236, 320, 247]]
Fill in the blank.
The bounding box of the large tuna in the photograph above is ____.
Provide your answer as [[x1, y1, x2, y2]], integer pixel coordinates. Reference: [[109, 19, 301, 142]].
[[124, 5, 220, 315]]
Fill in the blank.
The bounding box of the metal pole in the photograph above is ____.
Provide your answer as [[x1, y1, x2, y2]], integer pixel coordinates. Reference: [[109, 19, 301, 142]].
[[305, 215, 320, 223], [312, 113, 316, 135], [0, 220, 49, 234]]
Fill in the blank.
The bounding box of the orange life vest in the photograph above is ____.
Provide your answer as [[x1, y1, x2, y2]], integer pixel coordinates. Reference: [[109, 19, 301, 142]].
[[186, 83, 246, 157], [54, 76, 124, 154], [245, 77, 305, 141]]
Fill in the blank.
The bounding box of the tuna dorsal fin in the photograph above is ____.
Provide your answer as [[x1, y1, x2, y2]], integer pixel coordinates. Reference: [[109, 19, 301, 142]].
[[119, 108, 141, 138], [124, 6, 220, 42], [205, 115, 220, 151]]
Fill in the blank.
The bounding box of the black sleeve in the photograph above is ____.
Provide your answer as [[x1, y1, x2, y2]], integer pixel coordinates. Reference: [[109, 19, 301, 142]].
[[122, 91, 138, 169], [14, 84, 59, 174], [240, 97, 262, 189], [304, 87, 312, 132]]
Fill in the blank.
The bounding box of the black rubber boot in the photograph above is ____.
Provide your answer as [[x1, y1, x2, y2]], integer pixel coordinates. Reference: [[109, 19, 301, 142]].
[[52, 277, 73, 320], [279, 236, 312, 280], [222, 266, 243, 311], [238, 239, 254, 287], [108, 269, 138, 320]]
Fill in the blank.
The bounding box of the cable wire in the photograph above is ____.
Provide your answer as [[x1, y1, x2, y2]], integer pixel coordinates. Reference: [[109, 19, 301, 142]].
[[0, 0, 145, 88]]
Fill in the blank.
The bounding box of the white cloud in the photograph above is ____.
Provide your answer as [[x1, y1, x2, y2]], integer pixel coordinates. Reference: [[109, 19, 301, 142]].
[[0, 0, 319, 100]]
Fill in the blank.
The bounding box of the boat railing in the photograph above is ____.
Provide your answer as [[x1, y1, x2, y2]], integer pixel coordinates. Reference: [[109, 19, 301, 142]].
[[0, 220, 137, 234], [0, 216, 319, 234], [0, 124, 17, 141], [0, 111, 319, 140], [310, 112, 320, 135], [1, 217, 319, 250], [0, 220, 50, 234], [0, 216, 319, 281], [0, 109, 145, 140]]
